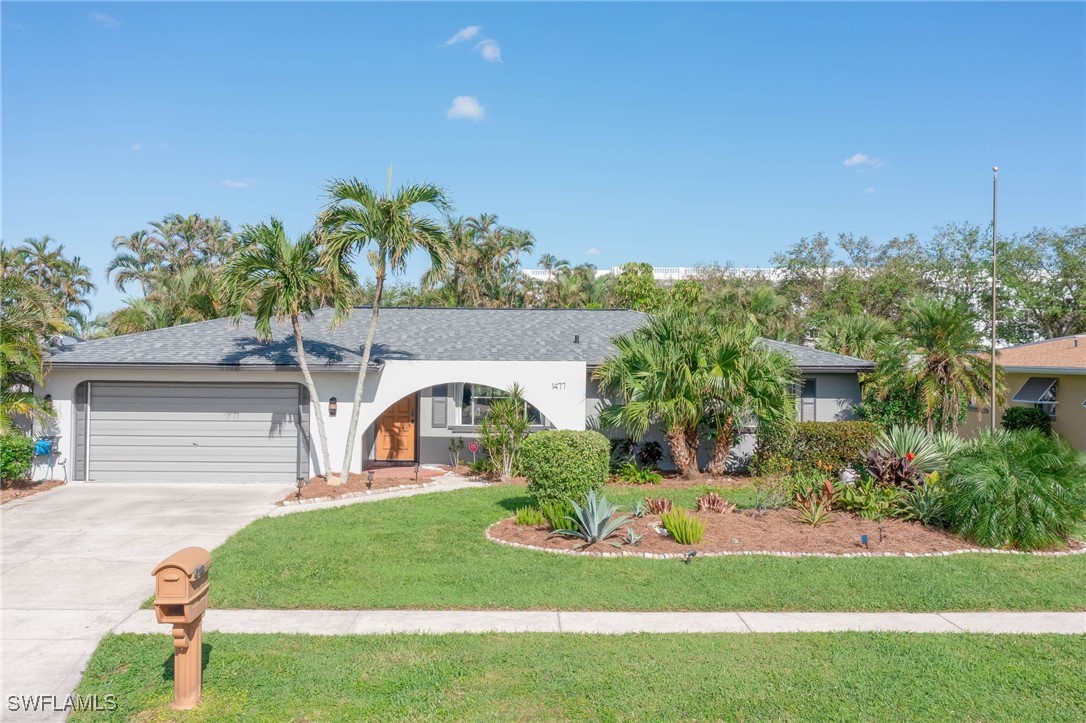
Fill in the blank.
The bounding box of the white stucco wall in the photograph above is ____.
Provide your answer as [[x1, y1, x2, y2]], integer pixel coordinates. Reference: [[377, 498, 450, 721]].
[[33, 359, 587, 481]]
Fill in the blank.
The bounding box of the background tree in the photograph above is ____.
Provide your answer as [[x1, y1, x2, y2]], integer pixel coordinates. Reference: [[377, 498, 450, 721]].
[[321, 175, 451, 484], [613, 262, 664, 311], [219, 218, 358, 478]]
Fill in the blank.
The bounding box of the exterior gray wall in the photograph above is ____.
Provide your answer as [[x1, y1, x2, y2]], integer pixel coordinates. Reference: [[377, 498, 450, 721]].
[[588, 369, 864, 472]]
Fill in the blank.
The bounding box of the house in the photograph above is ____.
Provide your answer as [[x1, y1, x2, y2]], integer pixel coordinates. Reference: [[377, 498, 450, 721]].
[[959, 334, 1086, 450], [32, 308, 873, 483]]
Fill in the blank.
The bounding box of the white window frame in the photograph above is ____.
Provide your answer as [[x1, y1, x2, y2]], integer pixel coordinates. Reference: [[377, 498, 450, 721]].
[[454, 383, 545, 427]]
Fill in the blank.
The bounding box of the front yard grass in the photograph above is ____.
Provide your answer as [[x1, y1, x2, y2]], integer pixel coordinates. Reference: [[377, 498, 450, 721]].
[[205, 485, 1086, 611], [74, 632, 1086, 722]]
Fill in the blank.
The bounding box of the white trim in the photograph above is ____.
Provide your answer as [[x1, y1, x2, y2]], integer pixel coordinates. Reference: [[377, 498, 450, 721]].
[[1001, 366, 1086, 376], [84, 382, 92, 481]]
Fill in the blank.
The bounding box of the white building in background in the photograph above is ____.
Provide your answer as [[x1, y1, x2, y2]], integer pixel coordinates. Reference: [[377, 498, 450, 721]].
[[522, 266, 789, 282]]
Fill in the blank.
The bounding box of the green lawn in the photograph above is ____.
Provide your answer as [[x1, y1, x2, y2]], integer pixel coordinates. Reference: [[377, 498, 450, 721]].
[[74, 632, 1086, 722], [203, 485, 1086, 611]]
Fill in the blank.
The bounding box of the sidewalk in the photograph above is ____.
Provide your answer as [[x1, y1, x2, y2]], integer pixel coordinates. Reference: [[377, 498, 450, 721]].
[[114, 609, 1086, 635]]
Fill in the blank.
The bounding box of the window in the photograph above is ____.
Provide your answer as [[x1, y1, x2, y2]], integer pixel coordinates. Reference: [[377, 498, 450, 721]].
[[456, 384, 544, 426], [1011, 377, 1058, 419], [798, 378, 817, 422]]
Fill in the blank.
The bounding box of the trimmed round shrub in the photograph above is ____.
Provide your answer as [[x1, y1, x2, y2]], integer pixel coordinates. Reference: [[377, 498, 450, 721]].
[[1001, 406, 1053, 435], [520, 430, 609, 507], [943, 430, 1086, 551], [1, 432, 35, 483]]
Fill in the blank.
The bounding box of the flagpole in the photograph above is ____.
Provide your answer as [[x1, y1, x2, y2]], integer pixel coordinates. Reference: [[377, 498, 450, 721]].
[[990, 166, 998, 431]]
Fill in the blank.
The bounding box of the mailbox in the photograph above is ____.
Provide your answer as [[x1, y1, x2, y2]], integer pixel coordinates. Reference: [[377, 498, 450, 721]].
[[152, 546, 211, 710], [152, 546, 211, 624]]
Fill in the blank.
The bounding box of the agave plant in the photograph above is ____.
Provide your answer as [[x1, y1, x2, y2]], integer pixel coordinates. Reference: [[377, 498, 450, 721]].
[[931, 430, 966, 463], [622, 526, 644, 546], [547, 490, 632, 549]]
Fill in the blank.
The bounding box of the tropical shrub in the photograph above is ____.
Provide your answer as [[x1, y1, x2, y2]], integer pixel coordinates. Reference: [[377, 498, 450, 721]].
[[1001, 407, 1053, 435], [477, 384, 532, 483], [608, 437, 637, 471], [660, 507, 706, 544], [1, 431, 34, 482], [539, 500, 576, 531], [751, 478, 790, 514], [865, 449, 921, 489], [875, 426, 946, 473], [836, 477, 902, 520], [547, 490, 631, 548], [514, 506, 546, 526], [637, 441, 664, 469], [644, 497, 673, 515], [896, 478, 946, 526], [942, 430, 1086, 550], [614, 461, 662, 485], [751, 421, 877, 475], [695, 492, 734, 514], [520, 430, 609, 507], [931, 430, 967, 462]]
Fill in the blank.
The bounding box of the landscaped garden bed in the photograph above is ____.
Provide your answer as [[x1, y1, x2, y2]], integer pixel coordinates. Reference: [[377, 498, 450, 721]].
[[0, 478, 64, 505], [487, 507, 1085, 557], [278, 465, 452, 505]]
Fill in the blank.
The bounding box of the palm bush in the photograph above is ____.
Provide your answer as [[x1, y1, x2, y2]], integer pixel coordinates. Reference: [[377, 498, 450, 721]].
[[897, 480, 945, 526], [931, 430, 966, 463], [943, 430, 1086, 550], [548, 490, 632, 548], [660, 507, 706, 544]]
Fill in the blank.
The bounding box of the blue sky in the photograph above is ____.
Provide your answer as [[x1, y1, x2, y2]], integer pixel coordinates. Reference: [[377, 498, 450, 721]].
[[3, 2, 1084, 314]]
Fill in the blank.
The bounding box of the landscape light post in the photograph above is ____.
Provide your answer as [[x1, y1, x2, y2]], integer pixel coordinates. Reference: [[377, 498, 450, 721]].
[[990, 166, 998, 431]]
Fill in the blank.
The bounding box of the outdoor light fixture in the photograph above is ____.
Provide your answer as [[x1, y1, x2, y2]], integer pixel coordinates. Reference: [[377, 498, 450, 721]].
[[860, 534, 869, 549], [683, 550, 697, 565], [366, 470, 374, 490], [328, 397, 337, 417], [414, 463, 420, 483], [296, 477, 305, 500], [43, 394, 52, 409]]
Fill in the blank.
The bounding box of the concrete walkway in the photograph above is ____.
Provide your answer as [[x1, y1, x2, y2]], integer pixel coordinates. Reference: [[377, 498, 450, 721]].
[[114, 609, 1086, 635], [269, 474, 486, 516]]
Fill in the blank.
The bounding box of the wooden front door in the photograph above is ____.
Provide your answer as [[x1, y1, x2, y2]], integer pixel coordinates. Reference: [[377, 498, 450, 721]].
[[375, 394, 417, 461]]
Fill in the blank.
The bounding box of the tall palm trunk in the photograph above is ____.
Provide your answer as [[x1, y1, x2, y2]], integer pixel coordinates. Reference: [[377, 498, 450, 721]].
[[707, 415, 735, 476], [331, 272, 385, 485], [665, 426, 700, 479], [291, 313, 332, 479]]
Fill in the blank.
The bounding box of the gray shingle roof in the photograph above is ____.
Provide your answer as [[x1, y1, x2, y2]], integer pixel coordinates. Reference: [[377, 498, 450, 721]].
[[50, 307, 873, 372]]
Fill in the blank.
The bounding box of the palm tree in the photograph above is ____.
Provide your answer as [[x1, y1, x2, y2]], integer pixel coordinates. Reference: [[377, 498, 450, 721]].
[[817, 313, 893, 360], [703, 325, 798, 475], [595, 311, 708, 478], [219, 218, 358, 478], [107, 230, 163, 295], [321, 175, 451, 484], [876, 296, 997, 433]]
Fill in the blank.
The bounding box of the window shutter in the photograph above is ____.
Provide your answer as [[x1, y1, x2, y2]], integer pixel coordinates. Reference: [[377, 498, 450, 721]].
[[800, 378, 817, 422], [432, 385, 448, 428]]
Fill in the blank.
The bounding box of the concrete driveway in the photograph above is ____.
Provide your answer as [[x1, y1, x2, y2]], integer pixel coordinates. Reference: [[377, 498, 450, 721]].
[[1, 482, 290, 720]]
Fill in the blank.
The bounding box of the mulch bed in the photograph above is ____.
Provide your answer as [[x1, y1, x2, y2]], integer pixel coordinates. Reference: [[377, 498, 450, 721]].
[[490, 508, 1030, 556], [608, 471, 753, 489], [279, 467, 448, 505], [1, 479, 65, 505]]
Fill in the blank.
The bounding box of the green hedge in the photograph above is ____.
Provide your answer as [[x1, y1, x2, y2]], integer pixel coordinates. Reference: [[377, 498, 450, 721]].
[[1, 432, 35, 482], [751, 421, 878, 475], [519, 430, 609, 507], [1001, 407, 1053, 435]]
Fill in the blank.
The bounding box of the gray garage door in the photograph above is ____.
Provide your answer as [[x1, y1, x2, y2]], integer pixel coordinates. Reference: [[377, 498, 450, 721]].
[[82, 382, 308, 482]]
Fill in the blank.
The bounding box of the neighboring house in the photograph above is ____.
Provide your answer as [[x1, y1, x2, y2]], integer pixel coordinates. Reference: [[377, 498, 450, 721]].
[[960, 334, 1086, 450], [33, 308, 872, 483]]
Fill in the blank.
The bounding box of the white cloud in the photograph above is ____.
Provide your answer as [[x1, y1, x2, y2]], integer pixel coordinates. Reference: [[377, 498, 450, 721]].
[[475, 39, 502, 62], [446, 96, 485, 121], [2, 17, 26, 31], [130, 143, 143, 152], [220, 179, 251, 189], [586, 247, 600, 256], [865, 187, 875, 194], [843, 153, 884, 169], [89, 11, 119, 29], [443, 25, 482, 46]]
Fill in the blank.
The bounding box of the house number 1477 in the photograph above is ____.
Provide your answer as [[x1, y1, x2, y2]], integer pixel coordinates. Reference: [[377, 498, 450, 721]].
[[551, 382, 566, 390]]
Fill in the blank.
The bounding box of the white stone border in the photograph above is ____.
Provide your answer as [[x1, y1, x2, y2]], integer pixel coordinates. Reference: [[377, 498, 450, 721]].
[[484, 521, 1086, 559], [280, 467, 465, 507]]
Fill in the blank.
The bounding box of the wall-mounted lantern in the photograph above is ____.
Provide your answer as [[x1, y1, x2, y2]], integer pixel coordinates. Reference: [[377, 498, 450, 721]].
[[44, 394, 53, 409], [328, 397, 337, 417], [366, 470, 374, 490]]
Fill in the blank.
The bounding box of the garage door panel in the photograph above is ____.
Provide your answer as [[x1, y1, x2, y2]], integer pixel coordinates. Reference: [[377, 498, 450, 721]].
[[86, 382, 304, 483]]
